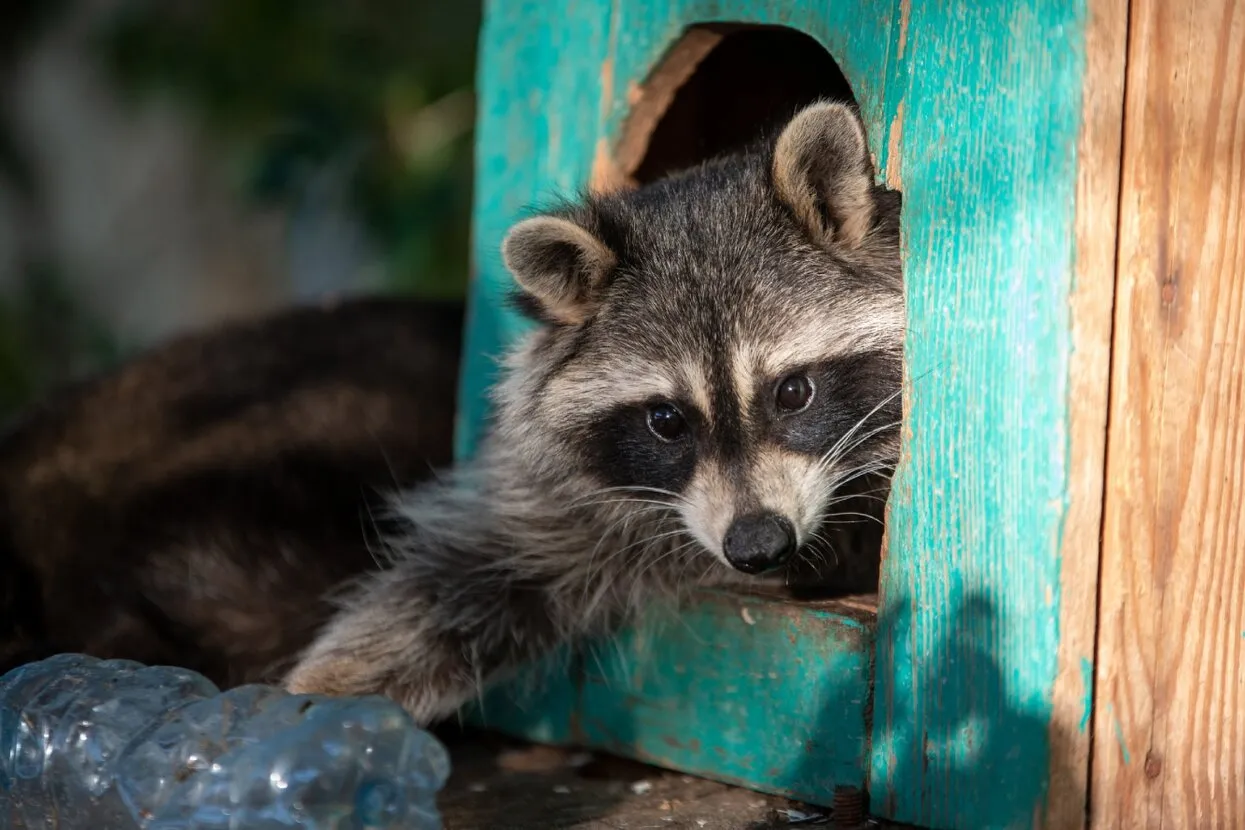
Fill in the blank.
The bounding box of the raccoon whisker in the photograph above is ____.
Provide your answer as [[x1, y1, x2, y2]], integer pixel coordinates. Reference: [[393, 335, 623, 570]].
[[807, 531, 842, 569], [693, 558, 720, 586], [633, 539, 699, 604], [571, 485, 693, 508], [815, 441, 897, 485], [824, 458, 895, 491], [817, 419, 903, 473], [577, 541, 629, 600], [359, 500, 389, 569], [562, 507, 664, 584], [817, 385, 904, 466], [587, 540, 677, 622], [616, 528, 690, 558], [576, 514, 682, 610], [838, 463, 895, 490], [820, 490, 890, 507], [636, 536, 697, 577], [820, 511, 884, 526], [670, 542, 714, 592], [575, 497, 683, 512]]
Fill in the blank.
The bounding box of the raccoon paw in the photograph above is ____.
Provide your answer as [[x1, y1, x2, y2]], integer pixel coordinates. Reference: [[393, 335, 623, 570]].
[[284, 641, 474, 727]]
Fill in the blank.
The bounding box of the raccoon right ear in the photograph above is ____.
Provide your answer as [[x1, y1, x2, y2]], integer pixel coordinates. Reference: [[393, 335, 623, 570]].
[[772, 101, 876, 250], [502, 216, 616, 326]]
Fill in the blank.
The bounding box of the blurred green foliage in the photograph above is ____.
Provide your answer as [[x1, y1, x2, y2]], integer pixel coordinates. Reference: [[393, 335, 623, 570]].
[[102, 0, 481, 300], [0, 266, 122, 416], [0, 0, 480, 418]]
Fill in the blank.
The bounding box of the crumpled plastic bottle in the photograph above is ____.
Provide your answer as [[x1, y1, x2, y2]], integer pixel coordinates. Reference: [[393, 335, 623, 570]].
[[0, 654, 449, 829]]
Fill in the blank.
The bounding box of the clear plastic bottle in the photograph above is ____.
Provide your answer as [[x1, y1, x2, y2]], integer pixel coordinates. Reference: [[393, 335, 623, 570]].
[[0, 654, 449, 829]]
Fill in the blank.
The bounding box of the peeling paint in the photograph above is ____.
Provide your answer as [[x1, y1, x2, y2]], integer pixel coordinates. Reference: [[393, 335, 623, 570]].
[[886, 100, 905, 191], [897, 0, 911, 59], [1078, 657, 1093, 732], [1108, 705, 1131, 764]]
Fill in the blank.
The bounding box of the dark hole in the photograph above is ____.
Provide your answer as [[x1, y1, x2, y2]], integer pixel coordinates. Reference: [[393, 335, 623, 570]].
[[632, 25, 857, 184]]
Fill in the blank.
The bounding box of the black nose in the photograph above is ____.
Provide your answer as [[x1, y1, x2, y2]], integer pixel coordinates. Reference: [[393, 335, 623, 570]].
[[722, 512, 796, 574]]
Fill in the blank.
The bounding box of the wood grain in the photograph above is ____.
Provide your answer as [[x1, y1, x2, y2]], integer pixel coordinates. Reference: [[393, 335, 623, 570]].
[[1048, 1, 1130, 827], [1092, 0, 1245, 826], [869, 1, 1107, 827], [467, 591, 876, 805]]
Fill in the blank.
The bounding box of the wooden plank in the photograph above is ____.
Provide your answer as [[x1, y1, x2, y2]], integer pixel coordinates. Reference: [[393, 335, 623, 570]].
[[575, 592, 875, 802], [470, 591, 876, 805], [1049, 1, 1129, 828], [869, 2, 1112, 828], [1091, 0, 1245, 826]]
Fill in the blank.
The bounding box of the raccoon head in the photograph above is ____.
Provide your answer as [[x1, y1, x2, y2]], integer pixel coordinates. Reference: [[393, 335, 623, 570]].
[[498, 101, 903, 582]]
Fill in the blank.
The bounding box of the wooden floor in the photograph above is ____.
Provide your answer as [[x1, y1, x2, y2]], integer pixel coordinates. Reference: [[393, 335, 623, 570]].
[[436, 729, 905, 829]]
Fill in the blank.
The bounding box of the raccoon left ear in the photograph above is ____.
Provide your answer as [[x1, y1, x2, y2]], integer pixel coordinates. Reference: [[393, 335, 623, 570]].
[[502, 216, 616, 326], [772, 101, 876, 250]]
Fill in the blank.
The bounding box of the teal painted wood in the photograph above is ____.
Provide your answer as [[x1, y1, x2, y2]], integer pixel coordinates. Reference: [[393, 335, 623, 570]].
[[453, 1, 612, 457], [469, 591, 875, 801], [577, 593, 874, 799], [869, 3, 1089, 829]]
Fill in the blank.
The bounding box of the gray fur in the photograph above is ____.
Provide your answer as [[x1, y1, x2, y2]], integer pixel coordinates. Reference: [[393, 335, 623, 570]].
[[502, 216, 618, 325], [284, 101, 905, 724]]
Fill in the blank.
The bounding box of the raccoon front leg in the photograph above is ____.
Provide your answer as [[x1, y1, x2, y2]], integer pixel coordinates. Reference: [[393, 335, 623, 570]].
[[283, 558, 561, 725]]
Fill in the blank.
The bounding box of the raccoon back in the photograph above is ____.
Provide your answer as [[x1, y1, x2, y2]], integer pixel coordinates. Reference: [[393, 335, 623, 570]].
[[0, 296, 463, 686]]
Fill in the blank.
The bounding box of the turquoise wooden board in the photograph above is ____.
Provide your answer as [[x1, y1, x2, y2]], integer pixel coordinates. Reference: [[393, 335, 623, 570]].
[[870, 2, 1089, 828], [577, 593, 874, 799], [467, 591, 875, 802]]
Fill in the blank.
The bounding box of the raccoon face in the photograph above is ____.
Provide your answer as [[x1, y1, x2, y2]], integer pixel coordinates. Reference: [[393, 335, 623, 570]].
[[501, 101, 904, 579]]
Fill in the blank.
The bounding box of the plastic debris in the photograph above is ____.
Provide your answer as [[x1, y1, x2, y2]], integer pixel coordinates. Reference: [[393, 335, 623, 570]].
[[0, 653, 450, 829]]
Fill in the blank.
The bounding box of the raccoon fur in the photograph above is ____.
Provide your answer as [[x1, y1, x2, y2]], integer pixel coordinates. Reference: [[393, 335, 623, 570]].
[[284, 101, 905, 724], [0, 297, 463, 685]]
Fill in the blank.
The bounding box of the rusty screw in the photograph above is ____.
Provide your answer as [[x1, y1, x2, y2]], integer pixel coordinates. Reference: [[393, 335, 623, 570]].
[[833, 785, 866, 830]]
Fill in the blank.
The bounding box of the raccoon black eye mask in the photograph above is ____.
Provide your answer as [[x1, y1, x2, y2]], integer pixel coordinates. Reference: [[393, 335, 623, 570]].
[[285, 101, 905, 724]]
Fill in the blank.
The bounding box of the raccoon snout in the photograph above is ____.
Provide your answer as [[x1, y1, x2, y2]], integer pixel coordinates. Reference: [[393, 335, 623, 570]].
[[722, 512, 797, 574]]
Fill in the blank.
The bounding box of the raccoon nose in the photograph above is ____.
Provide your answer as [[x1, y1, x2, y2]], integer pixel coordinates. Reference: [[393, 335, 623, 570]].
[[722, 512, 796, 574]]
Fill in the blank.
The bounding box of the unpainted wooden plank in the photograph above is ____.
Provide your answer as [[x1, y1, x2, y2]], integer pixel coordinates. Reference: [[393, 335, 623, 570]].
[[870, 2, 1099, 828], [1092, 0, 1245, 826], [1047, 0, 1129, 827]]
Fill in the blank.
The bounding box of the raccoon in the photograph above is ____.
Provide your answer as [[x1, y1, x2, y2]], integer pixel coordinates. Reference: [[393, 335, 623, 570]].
[[0, 297, 464, 685], [284, 101, 905, 724]]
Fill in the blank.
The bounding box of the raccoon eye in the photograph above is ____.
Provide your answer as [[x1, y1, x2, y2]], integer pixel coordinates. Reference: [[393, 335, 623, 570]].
[[776, 374, 814, 413], [646, 403, 687, 442]]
